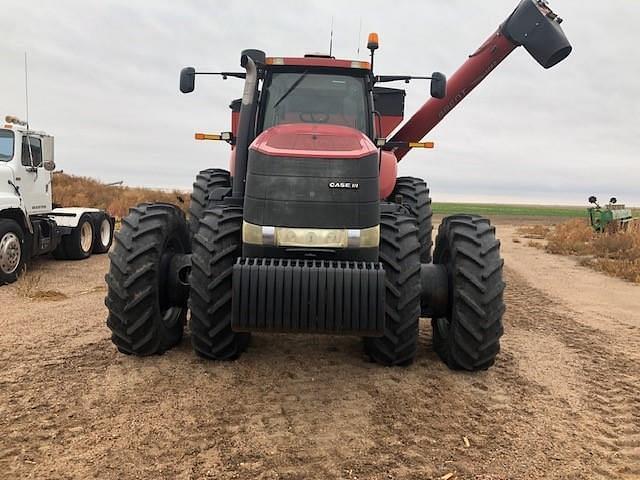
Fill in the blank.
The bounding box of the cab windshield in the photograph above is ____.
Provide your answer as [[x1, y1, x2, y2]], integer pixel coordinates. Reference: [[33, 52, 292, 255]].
[[261, 72, 369, 135], [0, 129, 14, 162]]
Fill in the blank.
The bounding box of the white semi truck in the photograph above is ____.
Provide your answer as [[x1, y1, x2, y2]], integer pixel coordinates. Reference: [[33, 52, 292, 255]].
[[0, 115, 115, 284]]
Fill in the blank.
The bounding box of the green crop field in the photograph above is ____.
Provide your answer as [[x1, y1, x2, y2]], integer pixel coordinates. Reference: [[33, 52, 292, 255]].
[[432, 202, 588, 218]]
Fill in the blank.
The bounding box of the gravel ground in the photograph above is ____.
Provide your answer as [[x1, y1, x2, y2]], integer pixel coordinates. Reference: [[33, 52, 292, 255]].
[[1, 224, 638, 480]]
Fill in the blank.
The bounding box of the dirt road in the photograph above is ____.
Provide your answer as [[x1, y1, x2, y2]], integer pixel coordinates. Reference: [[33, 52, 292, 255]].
[[1, 224, 639, 480]]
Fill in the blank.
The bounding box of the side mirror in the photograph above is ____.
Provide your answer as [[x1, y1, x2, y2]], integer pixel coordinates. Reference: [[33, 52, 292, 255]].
[[180, 67, 195, 94], [430, 72, 447, 99], [588, 196, 598, 204], [42, 136, 55, 171]]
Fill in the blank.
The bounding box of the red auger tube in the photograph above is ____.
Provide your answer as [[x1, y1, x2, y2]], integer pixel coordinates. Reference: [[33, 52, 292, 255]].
[[391, 0, 571, 161]]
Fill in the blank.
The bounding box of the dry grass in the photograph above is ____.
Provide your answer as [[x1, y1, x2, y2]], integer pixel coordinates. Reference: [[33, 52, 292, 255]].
[[15, 271, 68, 301], [527, 240, 544, 250], [516, 225, 552, 239], [545, 219, 596, 256], [522, 218, 640, 283], [52, 172, 188, 219]]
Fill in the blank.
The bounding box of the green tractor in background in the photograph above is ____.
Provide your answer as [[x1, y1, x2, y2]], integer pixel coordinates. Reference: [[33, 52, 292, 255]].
[[587, 196, 634, 233]]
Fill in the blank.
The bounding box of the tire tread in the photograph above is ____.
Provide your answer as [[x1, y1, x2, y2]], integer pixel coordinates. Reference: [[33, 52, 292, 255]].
[[432, 214, 505, 371], [105, 203, 189, 356]]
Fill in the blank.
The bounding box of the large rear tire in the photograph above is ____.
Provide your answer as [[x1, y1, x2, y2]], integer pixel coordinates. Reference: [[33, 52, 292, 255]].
[[105, 203, 190, 355], [189, 205, 250, 360], [188, 169, 231, 238], [0, 219, 26, 285], [431, 214, 505, 371], [364, 203, 421, 366], [390, 176, 433, 263]]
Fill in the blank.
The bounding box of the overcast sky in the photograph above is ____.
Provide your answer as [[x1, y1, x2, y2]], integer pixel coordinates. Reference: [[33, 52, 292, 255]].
[[2, 0, 639, 205]]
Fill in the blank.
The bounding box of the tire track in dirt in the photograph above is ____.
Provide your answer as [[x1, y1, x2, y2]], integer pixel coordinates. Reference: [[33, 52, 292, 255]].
[[2, 251, 639, 479], [506, 269, 640, 479], [363, 267, 639, 479]]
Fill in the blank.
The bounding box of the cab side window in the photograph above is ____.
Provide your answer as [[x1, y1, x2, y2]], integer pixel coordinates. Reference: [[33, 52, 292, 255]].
[[21, 136, 43, 167]]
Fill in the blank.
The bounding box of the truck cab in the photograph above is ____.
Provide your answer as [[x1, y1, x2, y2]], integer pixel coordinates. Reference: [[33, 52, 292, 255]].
[[0, 119, 55, 217], [0, 116, 115, 285]]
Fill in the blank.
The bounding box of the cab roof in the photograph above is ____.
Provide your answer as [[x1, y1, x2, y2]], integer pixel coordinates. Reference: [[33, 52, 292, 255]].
[[265, 56, 371, 70], [1, 124, 48, 136]]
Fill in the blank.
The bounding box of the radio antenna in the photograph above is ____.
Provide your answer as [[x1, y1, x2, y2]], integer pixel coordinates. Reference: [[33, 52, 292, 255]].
[[329, 17, 334, 56], [24, 52, 30, 129], [357, 17, 362, 55]]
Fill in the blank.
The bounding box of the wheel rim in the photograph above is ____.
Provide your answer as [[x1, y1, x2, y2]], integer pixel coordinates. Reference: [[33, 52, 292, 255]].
[[100, 219, 111, 247], [0, 232, 21, 275], [80, 221, 93, 252]]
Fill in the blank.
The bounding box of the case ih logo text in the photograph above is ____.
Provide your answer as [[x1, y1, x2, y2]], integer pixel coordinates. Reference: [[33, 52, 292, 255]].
[[329, 181, 359, 190]]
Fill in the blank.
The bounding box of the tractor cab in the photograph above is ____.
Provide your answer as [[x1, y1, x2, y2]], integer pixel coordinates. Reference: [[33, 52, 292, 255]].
[[257, 56, 374, 138], [226, 56, 405, 143]]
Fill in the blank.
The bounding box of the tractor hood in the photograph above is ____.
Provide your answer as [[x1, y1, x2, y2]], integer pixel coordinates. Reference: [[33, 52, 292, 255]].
[[250, 124, 376, 160], [244, 123, 380, 234]]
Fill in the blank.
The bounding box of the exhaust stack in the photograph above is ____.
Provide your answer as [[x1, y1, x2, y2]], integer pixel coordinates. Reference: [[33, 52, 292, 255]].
[[391, 0, 572, 161]]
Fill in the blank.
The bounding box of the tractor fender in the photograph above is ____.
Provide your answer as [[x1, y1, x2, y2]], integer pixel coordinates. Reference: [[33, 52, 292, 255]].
[[379, 150, 397, 199]]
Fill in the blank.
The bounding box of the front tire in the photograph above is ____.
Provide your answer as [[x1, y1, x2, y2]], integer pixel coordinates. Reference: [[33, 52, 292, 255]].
[[188, 169, 231, 238], [189, 205, 249, 360], [390, 176, 433, 263], [105, 203, 190, 355], [0, 219, 26, 285], [431, 215, 505, 371], [364, 204, 421, 366]]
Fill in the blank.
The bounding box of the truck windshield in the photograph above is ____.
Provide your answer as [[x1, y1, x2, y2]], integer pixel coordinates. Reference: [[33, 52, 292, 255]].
[[0, 129, 14, 162], [262, 72, 369, 134]]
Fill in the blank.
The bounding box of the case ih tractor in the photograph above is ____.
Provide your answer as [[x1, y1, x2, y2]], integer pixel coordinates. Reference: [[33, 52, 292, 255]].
[[106, 0, 571, 369]]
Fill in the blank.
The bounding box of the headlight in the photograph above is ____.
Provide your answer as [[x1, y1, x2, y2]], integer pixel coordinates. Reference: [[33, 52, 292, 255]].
[[276, 228, 348, 248], [242, 222, 379, 248], [242, 221, 264, 245], [359, 225, 380, 248]]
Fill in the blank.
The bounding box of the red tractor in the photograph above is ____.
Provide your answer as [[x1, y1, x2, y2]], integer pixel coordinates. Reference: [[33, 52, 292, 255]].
[[106, 0, 571, 369]]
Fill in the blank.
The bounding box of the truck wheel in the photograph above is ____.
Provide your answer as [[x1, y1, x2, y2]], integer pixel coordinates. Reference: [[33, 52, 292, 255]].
[[364, 203, 421, 366], [93, 214, 114, 254], [62, 214, 94, 260], [105, 203, 190, 355], [390, 176, 433, 263], [0, 219, 26, 285], [189, 205, 250, 360], [431, 215, 505, 371], [188, 168, 231, 238]]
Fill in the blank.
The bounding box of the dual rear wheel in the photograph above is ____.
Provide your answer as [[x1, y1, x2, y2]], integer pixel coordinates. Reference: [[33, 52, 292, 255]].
[[53, 213, 114, 260], [105, 204, 190, 355]]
